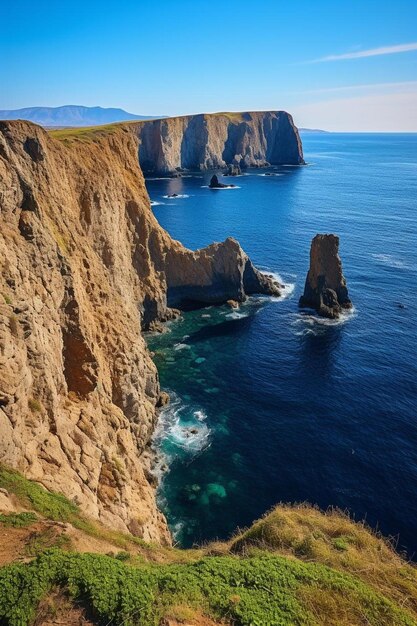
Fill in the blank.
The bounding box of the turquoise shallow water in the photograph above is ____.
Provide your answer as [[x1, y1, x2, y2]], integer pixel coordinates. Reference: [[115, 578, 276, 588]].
[[146, 134, 417, 553]]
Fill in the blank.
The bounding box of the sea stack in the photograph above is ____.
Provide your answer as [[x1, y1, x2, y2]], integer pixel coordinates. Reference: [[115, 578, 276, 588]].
[[299, 234, 352, 318], [209, 174, 235, 189]]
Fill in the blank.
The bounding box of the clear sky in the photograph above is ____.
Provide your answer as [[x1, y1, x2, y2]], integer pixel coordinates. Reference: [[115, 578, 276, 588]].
[[2, 0, 417, 131]]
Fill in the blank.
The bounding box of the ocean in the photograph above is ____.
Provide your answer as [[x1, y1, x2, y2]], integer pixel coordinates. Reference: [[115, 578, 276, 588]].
[[145, 133, 417, 554]]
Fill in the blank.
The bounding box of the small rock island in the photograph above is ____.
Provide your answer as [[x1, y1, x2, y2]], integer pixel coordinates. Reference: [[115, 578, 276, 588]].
[[299, 234, 352, 318], [209, 174, 236, 189]]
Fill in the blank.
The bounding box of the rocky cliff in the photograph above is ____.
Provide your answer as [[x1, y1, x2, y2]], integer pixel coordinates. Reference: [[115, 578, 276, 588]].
[[0, 120, 279, 544], [136, 111, 304, 174], [299, 234, 352, 318]]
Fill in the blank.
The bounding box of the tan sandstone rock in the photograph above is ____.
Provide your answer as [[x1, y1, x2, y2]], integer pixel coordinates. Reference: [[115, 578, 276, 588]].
[[299, 234, 352, 319], [0, 120, 280, 544]]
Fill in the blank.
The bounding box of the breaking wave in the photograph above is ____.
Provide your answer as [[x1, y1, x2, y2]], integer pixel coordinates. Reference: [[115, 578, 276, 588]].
[[151, 393, 211, 481], [260, 270, 296, 301], [200, 185, 241, 189], [290, 306, 356, 336]]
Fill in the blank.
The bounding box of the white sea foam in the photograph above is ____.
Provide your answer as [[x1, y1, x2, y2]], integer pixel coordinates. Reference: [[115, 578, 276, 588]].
[[290, 307, 356, 336], [200, 185, 241, 189], [225, 310, 250, 320], [260, 270, 296, 301], [163, 194, 190, 199], [171, 521, 186, 541], [258, 173, 284, 177], [146, 176, 172, 180], [151, 393, 211, 481], [372, 253, 410, 269], [173, 342, 191, 351]]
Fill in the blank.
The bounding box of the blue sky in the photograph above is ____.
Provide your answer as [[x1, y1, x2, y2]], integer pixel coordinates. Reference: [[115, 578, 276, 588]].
[[2, 0, 417, 130]]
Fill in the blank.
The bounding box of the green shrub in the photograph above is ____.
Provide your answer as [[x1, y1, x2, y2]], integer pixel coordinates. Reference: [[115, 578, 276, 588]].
[[333, 537, 349, 551], [0, 550, 415, 626], [0, 512, 37, 528]]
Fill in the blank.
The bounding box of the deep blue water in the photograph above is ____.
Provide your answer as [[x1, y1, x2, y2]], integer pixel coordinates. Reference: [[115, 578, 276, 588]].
[[146, 133, 417, 554]]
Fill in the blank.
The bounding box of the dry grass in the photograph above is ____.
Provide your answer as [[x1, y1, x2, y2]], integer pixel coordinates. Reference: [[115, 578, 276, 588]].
[[28, 398, 42, 413], [229, 503, 417, 617], [49, 124, 122, 144]]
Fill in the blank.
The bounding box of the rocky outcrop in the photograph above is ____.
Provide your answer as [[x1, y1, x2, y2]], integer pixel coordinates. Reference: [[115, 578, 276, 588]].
[[136, 111, 304, 175], [208, 175, 235, 189], [299, 234, 352, 318], [163, 237, 280, 308], [224, 164, 241, 176], [0, 120, 280, 544]]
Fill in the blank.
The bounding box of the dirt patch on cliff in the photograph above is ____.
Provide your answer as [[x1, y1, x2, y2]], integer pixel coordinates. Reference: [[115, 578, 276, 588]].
[[34, 589, 95, 626]]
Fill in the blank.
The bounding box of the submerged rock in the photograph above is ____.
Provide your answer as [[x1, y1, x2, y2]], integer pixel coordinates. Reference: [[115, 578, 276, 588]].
[[299, 234, 352, 318]]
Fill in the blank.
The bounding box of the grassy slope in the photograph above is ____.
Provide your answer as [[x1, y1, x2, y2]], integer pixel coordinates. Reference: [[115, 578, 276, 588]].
[[47, 112, 252, 143], [1, 466, 416, 626], [49, 123, 126, 143]]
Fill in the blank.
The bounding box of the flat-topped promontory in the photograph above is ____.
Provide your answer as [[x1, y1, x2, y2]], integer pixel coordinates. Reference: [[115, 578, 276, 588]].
[[135, 111, 304, 175]]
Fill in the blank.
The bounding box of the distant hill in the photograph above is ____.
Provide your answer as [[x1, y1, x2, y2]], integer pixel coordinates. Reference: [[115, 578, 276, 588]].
[[0, 105, 162, 127], [298, 128, 329, 133]]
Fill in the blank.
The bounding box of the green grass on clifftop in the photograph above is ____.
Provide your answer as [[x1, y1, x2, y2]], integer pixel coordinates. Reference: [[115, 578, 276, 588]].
[[49, 123, 123, 143], [1, 549, 416, 626]]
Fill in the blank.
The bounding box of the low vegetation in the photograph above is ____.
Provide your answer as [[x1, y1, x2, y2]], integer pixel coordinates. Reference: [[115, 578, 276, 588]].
[[1, 467, 417, 626], [1, 549, 416, 626], [0, 465, 181, 559], [0, 512, 37, 528], [49, 123, 123, 144]]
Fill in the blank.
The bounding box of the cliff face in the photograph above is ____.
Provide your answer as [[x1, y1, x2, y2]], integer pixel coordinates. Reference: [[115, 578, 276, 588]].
[[136, 111, 304, 174], [0, 120, 279, 543]]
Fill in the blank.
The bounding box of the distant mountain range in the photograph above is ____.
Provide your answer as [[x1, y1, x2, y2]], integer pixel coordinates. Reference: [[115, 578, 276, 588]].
[[0, 105, 162, 127], [0, 106, 328, 133]]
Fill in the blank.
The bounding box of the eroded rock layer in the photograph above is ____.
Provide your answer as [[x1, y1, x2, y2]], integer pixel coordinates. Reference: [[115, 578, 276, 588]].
[[0, 120, 279, 543], [136, 111, 304, 174]]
